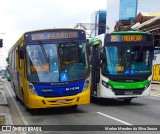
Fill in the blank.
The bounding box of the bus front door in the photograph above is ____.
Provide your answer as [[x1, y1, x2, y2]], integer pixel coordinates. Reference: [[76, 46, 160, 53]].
[[15, 45, 23, 101], [91, 45, 101, 100]]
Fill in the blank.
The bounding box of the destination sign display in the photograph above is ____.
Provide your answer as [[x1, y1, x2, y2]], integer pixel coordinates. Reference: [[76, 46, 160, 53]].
[[111, 35, 142, 42], [105, 34, 152, 42], [122, 35, 142, 42], [31, 32, 78, 40], [25, 30, 86, 42]]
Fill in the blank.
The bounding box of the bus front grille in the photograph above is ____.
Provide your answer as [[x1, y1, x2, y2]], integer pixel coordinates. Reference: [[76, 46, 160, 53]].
[[41, 90, 79, 98], [112, 88, 144, 95]]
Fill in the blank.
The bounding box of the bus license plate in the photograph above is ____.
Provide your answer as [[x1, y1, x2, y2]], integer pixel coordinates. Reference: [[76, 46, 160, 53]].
[[56, 100, 66, 103], [124, 91, 133, 95]]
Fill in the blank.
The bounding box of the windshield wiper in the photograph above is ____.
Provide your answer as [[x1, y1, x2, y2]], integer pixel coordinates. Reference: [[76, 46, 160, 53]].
[[38, 42, 49, 62]]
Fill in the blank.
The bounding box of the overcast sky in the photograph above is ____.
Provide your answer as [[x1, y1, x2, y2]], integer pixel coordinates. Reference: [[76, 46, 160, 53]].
[[0, 0, 107, 68]]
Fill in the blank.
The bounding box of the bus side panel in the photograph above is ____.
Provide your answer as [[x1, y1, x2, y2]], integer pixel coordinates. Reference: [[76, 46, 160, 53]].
[[20, 59, 28, 103], [11, 49, 21, 99]]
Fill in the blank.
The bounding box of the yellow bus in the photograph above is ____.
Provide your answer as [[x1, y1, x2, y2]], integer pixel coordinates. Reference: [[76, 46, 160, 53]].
[[152, 46, 160, 83], [8, 28, 90, 111]]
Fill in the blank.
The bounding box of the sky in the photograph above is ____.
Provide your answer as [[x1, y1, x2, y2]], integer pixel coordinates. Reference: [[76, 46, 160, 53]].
[[0, 0, 107, 68]]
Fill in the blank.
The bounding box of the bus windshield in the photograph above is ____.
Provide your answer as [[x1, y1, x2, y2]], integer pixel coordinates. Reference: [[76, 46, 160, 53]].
[[102, 45, 153, 75], [26, 42, 88, 82]]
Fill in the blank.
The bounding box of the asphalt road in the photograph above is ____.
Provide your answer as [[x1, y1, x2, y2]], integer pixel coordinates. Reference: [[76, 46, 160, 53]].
[[3, 80, 160, 134]]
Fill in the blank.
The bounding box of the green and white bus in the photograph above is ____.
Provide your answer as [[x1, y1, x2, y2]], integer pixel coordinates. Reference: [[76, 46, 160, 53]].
[[90, 31, 154, 103]]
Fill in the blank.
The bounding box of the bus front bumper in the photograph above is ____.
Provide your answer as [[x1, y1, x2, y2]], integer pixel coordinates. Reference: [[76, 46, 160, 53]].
[[100, 84, 151, 99], [26, 88, 90, 109]]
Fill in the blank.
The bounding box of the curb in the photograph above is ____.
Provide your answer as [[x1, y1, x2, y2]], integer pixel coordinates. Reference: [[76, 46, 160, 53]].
[[0, 81, 9, 107], [0, 91, 8, 107], [0, 113, 13, 125], [0, 79, 14, 129]]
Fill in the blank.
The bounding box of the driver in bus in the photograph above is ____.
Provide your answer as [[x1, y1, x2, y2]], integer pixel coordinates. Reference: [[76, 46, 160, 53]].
[[31, 50, 42, 67]]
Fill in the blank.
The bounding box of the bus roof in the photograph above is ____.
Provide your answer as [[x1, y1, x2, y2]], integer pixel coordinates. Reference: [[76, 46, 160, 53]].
[[24, 28, 84, 34], [111, 31, 150, 35]]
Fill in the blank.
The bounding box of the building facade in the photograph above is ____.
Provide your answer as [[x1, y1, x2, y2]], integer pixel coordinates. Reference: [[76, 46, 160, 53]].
[[107, 0, 160, 32], [119, 0, 137, 21], [91, 10, 106, 36]]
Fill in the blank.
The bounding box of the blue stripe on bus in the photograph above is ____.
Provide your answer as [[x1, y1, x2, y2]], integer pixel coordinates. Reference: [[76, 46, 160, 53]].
[[33, 80, 85, 97]]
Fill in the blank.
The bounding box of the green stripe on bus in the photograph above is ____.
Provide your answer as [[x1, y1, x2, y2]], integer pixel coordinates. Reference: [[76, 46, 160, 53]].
[[108, 80, 149, 90]]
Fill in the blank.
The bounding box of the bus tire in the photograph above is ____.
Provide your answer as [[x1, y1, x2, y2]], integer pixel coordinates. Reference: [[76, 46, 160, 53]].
[[90, 96, 96, 103], [24, 104, 30, 112], [123, 98, 132, 103], [71, 105, 78, 109]]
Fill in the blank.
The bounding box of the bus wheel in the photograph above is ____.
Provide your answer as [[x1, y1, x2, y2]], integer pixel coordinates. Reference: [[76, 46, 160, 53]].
[[123, 98, 132, 103], [90, 96, 96, 103], [30, 109, 38, 114], [24, 104, 30, 112]]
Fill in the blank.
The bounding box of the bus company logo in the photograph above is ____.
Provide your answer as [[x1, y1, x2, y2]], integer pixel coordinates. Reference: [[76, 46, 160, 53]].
[[2, 126, 11, 131], [126, 80, 134, 82], [113, 85, 125, 89], [42, 89, 52, 92], [65, 86, 79, 91]]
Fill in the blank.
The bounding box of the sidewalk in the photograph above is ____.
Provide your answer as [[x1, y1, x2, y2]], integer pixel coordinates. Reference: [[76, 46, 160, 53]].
[[151, 83, 160, 97], [0, 79, 14, 129]]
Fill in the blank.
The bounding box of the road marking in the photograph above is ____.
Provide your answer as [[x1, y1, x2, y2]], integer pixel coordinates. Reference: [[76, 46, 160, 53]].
[[97, 112, 132, 125], [4, 83, 28, 125]]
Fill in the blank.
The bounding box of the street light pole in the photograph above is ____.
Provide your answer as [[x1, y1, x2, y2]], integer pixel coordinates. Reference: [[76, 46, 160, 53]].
[[0, 33, 7, 69], [0, 33, 6, 48]]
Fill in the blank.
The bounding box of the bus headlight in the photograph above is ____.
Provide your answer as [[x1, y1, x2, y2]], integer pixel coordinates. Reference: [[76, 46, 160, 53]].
[[144, 81, 151, 90], [148, 75, 152, 81], [82, 78, 89, 91], [28, 82, 38, 95], [102, 80, 112, 90]]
